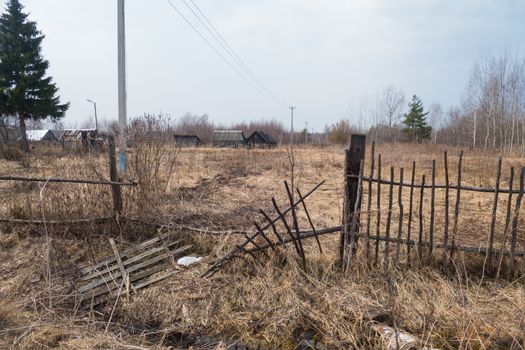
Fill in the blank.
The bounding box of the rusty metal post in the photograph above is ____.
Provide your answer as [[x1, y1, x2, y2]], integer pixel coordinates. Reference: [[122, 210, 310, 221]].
[[340, 134, 366, 266], [108, 135, 123, 215]]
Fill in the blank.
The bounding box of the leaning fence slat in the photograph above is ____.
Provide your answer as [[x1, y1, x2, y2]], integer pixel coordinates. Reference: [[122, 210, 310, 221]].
[[429, 160, 436, 265], [285, 181, 307, 268], [443, 152, 450, 270], [418, 175, 426, 261], [254, 222, 276, 252], [487, 157, 502, 270], [297, 188, 323, 254], [374, 154, 382, 264], [497, 167, 514, 279], [366, 142, 376, 260], [271, 198, 301, 256], [396, 168, 404, 266], [384, 167, 394, 270], [243, 233, 266, 255], [509, 168, 525, 277], [451, 151, 463, 262], [407, 162, 416, 266], [259, 209, 284, 244]]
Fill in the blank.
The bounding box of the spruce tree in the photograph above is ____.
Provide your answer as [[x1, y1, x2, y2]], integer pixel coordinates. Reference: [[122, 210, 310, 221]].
[[0, 0, 69, 152], [402, 95, 432, 142]]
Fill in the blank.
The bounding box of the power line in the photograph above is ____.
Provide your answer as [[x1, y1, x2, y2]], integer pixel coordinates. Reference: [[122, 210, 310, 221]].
[[162, 0, 289, 107], [184, 0, 288, 107]]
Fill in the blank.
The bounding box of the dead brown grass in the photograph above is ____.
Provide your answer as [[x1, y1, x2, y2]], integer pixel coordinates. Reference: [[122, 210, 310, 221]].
[[0, 143, 524, 349]]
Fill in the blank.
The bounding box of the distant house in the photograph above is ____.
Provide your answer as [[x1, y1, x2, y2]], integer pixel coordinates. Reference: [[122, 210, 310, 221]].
[[174, 134, 205, 147], [21, 129, 59, 143], [212, 130, 245, 148], [59, 129, 97, 150], [246, 131, 278, 148]]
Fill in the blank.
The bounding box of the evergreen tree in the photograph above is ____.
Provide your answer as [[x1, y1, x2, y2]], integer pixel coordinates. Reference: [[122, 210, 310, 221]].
[[402, 95, 432, 142], [0, 0, 68, 152]]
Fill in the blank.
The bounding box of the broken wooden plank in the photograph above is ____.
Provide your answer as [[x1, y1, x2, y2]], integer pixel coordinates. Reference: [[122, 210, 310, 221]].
[[83, 263, 170, 300], [79, 236, 164, 274], [79, 245, 191, 294], [81, 240, 181, 282]]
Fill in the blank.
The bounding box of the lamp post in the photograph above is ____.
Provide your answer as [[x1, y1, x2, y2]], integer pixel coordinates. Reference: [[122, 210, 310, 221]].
[[87, 99, 98, 132]]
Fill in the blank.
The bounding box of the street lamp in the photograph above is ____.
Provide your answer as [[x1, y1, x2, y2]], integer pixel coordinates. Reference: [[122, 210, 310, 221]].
[[86, 99, 98, 132]]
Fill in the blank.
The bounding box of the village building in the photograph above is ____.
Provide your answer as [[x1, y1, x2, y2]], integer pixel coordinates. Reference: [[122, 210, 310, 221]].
[[174, 134, 205, 147], [246, 131, 278, 148], [59, 129, 97, 150], [21, 129, 59, 143], [212, 130, 245, 148]]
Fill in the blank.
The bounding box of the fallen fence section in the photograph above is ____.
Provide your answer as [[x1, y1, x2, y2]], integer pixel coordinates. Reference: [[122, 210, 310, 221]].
[[202, 180, 326, 277], [77, 235, 191, 307]]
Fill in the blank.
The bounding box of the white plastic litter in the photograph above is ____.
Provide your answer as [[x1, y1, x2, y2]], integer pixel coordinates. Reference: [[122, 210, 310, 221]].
[[373, 324, 440, 350], [177, 256, 203, 267]]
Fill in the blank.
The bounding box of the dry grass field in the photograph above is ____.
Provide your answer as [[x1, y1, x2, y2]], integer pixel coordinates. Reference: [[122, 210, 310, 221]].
[[1, 143, 525, 349]]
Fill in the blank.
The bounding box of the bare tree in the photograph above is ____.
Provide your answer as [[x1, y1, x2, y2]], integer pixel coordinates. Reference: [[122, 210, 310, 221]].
[[428, 103, 443, 144], [380, 85, 406, 128], [446, 51, 525, 154]]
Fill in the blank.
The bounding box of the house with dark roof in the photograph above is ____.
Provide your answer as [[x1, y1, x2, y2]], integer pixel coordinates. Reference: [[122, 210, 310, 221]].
[[212, 130, 245, 148], [174, 134, 205, 147], [246, 131, 278, 148], [20, 129, 59, 143]]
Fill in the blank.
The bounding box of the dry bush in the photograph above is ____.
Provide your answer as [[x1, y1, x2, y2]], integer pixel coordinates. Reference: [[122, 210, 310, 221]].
[[0, 144, 23, 161], [127, 114, 181, 216]]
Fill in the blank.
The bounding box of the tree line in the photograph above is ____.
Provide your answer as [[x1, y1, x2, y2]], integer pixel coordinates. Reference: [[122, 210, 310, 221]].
[[1, 0, 523, 153]]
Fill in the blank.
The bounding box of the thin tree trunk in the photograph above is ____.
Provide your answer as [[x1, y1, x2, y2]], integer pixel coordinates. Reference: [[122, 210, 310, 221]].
[[509, 91, 517, 156], [18, 112, 29, 153], [473, 110, 477, 149]]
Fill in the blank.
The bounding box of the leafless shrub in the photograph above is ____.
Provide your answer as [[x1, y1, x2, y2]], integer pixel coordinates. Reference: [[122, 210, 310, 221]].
[[0, 144, 23, 161], [326, 119, 356, 145], [128, 114, 181, 214]]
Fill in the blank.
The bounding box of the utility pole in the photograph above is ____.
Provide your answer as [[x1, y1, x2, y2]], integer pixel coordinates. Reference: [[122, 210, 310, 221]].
[[118, 0, 127, 174], [87, 99, 98, 132]]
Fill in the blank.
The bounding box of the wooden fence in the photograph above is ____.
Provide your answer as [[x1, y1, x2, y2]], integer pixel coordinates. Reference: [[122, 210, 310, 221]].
[[342, 135, 525, 279], [0, 136, 135, 220]]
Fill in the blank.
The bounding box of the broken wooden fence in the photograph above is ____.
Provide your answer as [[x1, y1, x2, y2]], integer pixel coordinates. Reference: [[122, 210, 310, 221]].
[[202, 180, 334, 277], [342, 136, 525, 279], [77, 235, 191, 307], [0, 135, 134, 218]]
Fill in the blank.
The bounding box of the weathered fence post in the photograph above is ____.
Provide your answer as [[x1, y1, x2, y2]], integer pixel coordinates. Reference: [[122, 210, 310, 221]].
[[108, 135, 123, 215], [340, 134, 366, 267]]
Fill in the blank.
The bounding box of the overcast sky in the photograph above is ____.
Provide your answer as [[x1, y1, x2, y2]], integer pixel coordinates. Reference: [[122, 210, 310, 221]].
[[4, 0, 524, 131]]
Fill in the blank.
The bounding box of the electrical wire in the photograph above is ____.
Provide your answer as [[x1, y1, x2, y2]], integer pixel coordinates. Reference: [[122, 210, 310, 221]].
[[162, 0, 289, 107], [183, 0, 289, 107]]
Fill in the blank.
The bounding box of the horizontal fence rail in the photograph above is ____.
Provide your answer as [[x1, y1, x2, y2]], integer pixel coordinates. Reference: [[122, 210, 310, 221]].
[[348, 174, 522, 194], [0, 175, 137, 186]]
